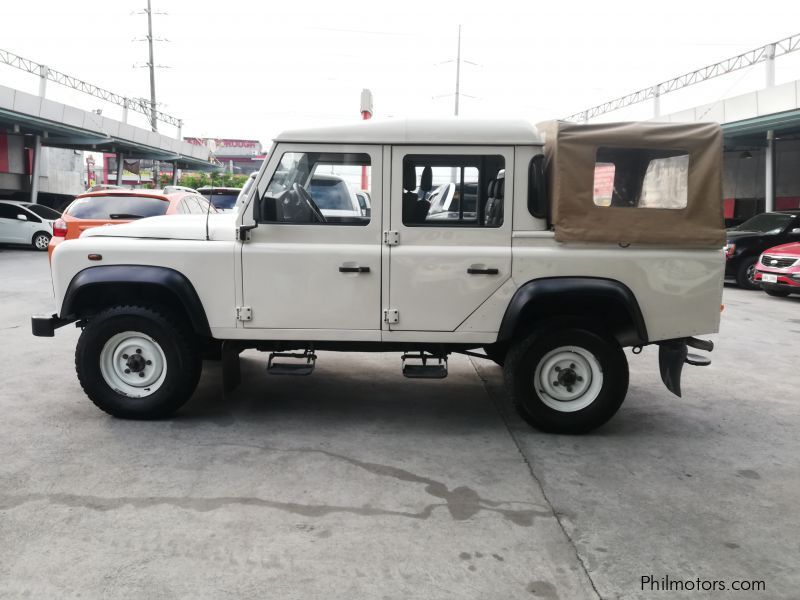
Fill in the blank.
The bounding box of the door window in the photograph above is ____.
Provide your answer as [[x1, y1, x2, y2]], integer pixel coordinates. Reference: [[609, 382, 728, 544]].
[[0, 204, 19, 219], [258, 152, 371, 225], [401, 155, 505, 227]]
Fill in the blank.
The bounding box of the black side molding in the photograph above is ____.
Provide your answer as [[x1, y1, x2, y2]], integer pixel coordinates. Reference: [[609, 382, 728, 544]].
[[61, 265, 211, 337]]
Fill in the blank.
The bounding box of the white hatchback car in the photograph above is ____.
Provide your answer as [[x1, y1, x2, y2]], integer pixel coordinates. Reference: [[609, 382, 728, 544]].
[[0, 200, 61, 251]]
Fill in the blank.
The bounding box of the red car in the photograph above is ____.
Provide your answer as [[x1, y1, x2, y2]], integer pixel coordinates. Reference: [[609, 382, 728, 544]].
[[754, 242, 800, 297]]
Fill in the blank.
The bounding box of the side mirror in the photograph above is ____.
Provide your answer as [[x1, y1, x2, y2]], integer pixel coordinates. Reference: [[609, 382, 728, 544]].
[[16, 213, 27, 222], [528, 155, 548, 220]]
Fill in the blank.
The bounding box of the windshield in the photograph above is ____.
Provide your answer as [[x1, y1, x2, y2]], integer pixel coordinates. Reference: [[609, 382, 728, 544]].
[[307, 179, 353, 211], [731, 213, 794, 234], [66, 195, 169, 219], [23, 204, 61, 219]]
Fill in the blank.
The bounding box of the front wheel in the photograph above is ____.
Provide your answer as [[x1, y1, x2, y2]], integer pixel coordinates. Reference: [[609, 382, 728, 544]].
[[504, 327, 628, 433], [75, 305, 202, 419], [32, 232, 51, 251], [736, 257, 759, 290]]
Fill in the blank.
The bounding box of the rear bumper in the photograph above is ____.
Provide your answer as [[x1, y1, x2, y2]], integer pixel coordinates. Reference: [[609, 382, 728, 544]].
[[31, 314, 73, 337]]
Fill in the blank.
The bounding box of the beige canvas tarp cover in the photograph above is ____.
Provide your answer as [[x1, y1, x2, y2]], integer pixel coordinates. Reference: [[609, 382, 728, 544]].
[[537, 120, 725, 247]]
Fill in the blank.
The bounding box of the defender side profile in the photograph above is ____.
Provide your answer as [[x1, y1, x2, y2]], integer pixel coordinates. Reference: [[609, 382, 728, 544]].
[[33, 118, 725, 433]]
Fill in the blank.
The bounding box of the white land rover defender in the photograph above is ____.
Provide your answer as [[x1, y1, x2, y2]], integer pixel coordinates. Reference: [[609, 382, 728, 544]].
[[33, 119, 725, 433]]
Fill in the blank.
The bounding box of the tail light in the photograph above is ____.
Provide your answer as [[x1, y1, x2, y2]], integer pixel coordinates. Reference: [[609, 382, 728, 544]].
[[723, 243, 735, 258], [52, 219, 68, 237]]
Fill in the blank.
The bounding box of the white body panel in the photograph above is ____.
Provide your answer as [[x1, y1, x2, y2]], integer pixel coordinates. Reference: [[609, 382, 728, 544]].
[[385, 146, 513, 334], [51, 236, 238, 332], [241, 144, 383, 331], [47, 119, 725, 347]]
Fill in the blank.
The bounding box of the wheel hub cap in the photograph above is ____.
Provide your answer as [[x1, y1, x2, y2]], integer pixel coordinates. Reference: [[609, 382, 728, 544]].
[[99, 331, 167, 398], [533, 346, 604, 413]]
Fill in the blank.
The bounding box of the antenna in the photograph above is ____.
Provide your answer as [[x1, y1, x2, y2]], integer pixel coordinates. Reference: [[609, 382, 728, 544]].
[[205, 180, 212, 241]]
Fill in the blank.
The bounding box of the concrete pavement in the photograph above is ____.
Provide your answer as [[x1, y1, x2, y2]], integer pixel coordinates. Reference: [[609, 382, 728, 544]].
[[0, 247, 798, 599]]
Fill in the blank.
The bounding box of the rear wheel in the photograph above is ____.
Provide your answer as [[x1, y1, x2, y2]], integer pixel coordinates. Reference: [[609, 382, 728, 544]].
[[736, 256, 759, 290], [764, 288, 790, 297], [75, 305, 202, 419], [504, 326, 628, 433], [32, 232, 50, 251]]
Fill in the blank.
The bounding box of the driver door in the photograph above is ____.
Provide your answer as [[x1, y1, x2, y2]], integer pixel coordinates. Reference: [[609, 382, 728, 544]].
[[240, 144, 383, 337]]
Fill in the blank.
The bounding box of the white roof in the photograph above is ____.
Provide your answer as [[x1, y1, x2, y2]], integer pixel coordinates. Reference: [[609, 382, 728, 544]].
[[274, 118, 542, 145]]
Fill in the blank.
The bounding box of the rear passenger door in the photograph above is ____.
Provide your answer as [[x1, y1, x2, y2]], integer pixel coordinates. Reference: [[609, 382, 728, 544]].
[[386, 146, 513, 332]]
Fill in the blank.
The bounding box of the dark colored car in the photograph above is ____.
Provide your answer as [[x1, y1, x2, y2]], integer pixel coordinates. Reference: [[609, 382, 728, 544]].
[[754, 242, 800, 297], [197, 187, 241, 212], [724, 210, 800, 289]]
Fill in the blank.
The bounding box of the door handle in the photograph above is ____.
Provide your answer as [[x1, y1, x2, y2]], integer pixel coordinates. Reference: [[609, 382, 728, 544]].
[[467, 267, 499, 275], [339, 265, 370, 273]]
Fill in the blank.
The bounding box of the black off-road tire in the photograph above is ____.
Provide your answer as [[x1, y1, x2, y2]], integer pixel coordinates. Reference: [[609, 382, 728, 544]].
[[75, 305, 202, 419], [735, 256, 760, 290], [504, 326, 629, 434]]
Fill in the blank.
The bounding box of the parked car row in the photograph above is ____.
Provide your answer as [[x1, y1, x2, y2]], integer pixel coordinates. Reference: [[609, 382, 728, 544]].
[[724, 209, 800, 297]]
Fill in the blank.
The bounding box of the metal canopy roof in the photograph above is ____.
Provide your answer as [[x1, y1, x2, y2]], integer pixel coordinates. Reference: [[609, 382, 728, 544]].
[[721, 109, 800, 137], [0, 84, 216, 170]]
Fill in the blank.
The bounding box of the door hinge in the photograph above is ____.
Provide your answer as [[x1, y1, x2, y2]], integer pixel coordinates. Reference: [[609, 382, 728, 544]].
[[383, 308, 399, 324], [236, 306, 253, 322], [383, 230, 399, 246]]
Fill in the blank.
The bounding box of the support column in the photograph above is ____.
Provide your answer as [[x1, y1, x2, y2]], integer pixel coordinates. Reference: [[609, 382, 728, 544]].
[[765, 130, 775, 213], [122, 98, 129, 124], [116, 152, 124, 185], [765, 43, 776, 88], [172, 161, 178, 185], [38, 65, 48, 98], [653, 85, 661, 119], [29, 135, 42, 204]]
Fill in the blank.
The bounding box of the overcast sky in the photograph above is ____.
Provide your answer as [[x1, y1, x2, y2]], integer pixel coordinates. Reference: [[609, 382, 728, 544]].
[[2, 1, 800, 144]]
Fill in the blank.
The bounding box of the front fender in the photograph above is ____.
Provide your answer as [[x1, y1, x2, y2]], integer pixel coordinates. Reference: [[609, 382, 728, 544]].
[[60, 265, 211, 337]]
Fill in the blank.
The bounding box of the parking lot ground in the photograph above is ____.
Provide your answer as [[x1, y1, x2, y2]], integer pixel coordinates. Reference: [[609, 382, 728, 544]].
[[1, 247, 799, 599]]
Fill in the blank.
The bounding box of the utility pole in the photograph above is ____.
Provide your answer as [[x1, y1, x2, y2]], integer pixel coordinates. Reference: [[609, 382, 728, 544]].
[[454, 25, 461, 116], [146, 0, 157, 132]]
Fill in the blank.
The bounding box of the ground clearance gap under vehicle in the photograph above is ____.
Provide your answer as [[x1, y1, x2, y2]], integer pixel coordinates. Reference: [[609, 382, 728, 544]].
[[33, 118, 725, 433]]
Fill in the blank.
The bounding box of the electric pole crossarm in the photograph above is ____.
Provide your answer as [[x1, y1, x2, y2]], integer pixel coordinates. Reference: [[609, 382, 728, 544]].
[[565, 32, 800, 122]]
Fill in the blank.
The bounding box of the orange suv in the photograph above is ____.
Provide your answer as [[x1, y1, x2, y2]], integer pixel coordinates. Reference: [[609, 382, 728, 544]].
[[49, 188, 216, 259]]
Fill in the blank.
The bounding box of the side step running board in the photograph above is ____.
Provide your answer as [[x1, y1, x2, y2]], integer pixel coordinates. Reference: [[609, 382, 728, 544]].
[[267, 351, 316, 376], [402, 352, 448, 379]]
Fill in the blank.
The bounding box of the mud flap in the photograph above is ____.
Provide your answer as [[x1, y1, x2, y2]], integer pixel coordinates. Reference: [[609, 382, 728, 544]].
[[658, 340, 688, 397], [221, 341, 244, 394]]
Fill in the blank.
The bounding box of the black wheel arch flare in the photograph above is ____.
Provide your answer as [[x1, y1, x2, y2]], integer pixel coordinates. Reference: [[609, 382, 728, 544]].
[[60, 265, 211, 337], [496, 276, 648, 347]]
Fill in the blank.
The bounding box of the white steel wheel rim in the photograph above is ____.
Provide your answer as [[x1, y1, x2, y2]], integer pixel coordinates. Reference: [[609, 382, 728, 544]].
[[99, 331, 167, 398], [533, 345, 604, 413], [34, 234, 49, 250]]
